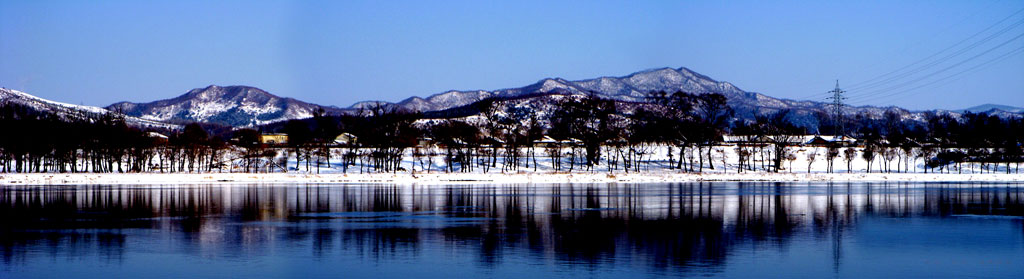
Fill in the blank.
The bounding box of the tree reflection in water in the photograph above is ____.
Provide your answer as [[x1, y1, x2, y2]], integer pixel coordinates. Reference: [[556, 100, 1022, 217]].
[[1, 182, 1022, 275]]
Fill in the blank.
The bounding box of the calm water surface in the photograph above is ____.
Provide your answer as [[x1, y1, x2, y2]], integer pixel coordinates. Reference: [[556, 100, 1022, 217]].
[[2, 182, 1022, 278]]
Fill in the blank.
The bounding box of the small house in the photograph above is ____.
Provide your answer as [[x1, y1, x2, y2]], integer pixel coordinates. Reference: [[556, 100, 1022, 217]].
[[260, 133, 289, 145], [561, 138, 584, 147], [480, 136, 504, 148], [722, 135, 747, 145], [146, 132, 169, 144], [534, 136, 560, 148], [437, 138, 468, 149], [804, 135, 857, 147], [334, 133, 358, 146], [723, 135, 771, 145], [804, 135, 832, 146], [416, 137, 436, 148]]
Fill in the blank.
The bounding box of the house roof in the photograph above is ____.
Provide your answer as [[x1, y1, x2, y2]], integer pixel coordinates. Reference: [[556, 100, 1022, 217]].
[[146, 132, 168, 139], [562, 138, 583, 144], [334, 133, 357, 144], [723, 134, 857, 144], [805, 135, 857, 144], [534, 135, 558, 143]]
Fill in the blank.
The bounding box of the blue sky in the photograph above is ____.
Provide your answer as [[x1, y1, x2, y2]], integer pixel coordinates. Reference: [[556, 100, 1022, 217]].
[[2, 0, 1022, 110]]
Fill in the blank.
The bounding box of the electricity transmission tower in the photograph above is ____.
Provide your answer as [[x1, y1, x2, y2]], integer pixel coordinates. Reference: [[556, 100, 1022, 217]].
[[826, 80, 846, 138]]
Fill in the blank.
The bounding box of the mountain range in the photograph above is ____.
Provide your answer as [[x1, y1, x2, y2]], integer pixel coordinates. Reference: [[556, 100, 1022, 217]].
[[3, 67, 1021, 129], [377, 67, 899, 125], [113, 67, 903, 128], [369, 67, 755, 112], [365, 67, 1024, 126]]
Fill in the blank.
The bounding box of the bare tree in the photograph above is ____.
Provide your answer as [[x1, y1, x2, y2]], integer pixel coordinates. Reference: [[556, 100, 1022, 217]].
[[862, 144, 877, 173], [826, 144, 840, 173], [806, 148, 818, 173], [843, 148, 858, 173]]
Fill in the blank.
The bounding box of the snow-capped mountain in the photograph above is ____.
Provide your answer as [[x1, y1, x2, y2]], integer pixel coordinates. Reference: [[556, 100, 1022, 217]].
[[0, 87, 179, 130], [360, 67, 959, 127], [80, 66, 1016, 129], [107, 85, 345, 127], [370, 67, 760, 112]]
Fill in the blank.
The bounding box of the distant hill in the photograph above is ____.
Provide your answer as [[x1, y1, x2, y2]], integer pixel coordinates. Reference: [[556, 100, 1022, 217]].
[[960, 104, 1024, 114], [369, 67, 755, 113], [107, 85, 347, 127], [0, 88, 179, 130], [355, 67, 959, 129]]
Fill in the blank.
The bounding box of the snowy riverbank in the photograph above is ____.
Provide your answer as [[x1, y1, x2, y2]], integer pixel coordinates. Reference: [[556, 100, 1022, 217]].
[[1, 172, 1021, 185], [3, 144, 1022, 185]]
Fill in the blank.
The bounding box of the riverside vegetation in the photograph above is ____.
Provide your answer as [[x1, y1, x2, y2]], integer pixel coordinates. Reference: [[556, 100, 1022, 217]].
[[2, 91, 1022, 175]]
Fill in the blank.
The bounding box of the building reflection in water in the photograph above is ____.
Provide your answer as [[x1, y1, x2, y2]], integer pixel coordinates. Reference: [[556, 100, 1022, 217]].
[[1, 182, 1022, 273]]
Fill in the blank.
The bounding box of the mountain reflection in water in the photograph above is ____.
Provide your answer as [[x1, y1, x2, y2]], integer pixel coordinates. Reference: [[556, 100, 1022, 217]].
[[2, 182, 1022, 278]]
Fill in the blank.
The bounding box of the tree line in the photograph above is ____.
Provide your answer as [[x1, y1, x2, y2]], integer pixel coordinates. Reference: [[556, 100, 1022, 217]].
[[2, 92, 1022, 174], [0, 102, 231, 173]]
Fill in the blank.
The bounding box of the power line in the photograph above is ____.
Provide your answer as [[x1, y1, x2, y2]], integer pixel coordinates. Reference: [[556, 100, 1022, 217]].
[[850, 44, 1024, 106], [846, 20, 1024, 98], [847, 31, 1024, 102], [846, 15, 1024, 94], [839, 0, 1004, 80], [786, 5, 1024, 104], [788, 3, 1015, 102], [844, 7, 1024, 92]]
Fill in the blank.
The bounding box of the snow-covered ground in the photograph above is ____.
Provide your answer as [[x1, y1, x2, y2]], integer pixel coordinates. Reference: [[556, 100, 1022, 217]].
[[1, 145, 1021, 185]]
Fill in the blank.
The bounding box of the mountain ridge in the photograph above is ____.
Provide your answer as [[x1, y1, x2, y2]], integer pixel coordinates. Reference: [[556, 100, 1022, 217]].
[[358, 67, 920, 127], [0, 87, 179, 130], [366, 67, 1022, 125], [10, 66, 1021, 130], [107, 85, 346, 127], [369, 67, 754, 112], [960, 104, 1024, 114]]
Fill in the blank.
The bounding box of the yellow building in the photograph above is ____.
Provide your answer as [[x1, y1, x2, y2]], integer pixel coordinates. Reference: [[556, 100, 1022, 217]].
[[260, 133, 289, 145]]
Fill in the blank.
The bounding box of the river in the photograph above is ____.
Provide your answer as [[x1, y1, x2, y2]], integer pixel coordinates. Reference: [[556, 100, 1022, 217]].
[[2, 182, 1022, 278]]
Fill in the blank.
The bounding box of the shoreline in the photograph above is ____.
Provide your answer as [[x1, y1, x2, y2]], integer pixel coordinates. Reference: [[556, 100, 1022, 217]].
[[1, 172, 1021, 185]]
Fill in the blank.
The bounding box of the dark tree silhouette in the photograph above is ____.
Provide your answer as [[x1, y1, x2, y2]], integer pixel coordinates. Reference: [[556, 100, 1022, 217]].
[[549, 94, 616, 171], [284, 119, 312, 171]]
